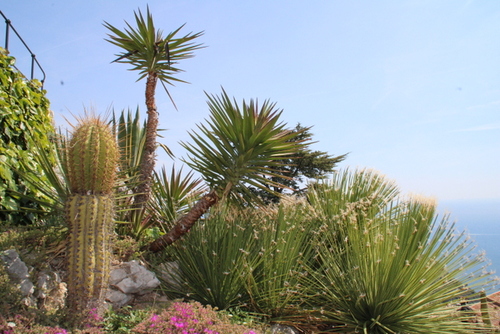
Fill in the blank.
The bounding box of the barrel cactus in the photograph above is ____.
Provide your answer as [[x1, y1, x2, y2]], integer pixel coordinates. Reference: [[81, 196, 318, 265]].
[[64, 116, 118, 317]]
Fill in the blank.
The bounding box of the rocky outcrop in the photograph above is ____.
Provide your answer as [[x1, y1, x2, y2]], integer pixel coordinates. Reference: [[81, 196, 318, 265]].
[[36, 269, 67, 311], [1, 249, 67, 310], [106, 260, 161, 308], [1, 249, 37, 307], [1, 251, 177, 310]]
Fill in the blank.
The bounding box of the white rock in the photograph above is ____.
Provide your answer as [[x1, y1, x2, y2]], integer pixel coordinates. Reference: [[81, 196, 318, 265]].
[[0, 249, 34, 296], [269, 324, 301, 334], [106, 289, 133, 308], [106, 260, 161, 308]]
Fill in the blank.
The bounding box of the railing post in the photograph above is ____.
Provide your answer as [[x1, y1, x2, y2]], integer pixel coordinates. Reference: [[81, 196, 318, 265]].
[[31, 54, 35, 80], [0, 10, 46, 87], [4, 18, 9, 50]]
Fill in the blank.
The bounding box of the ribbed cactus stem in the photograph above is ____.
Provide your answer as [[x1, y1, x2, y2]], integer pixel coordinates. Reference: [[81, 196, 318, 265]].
[[67, 118, 118, 194], [66, 194, 114, 312], [64, 115, 118, 322]]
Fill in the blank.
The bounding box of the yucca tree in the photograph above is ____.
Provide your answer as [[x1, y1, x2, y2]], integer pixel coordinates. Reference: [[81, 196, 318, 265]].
[[111, 108, 176, 238], [104, 7, 204, 212], [146, 89, 307, 252]]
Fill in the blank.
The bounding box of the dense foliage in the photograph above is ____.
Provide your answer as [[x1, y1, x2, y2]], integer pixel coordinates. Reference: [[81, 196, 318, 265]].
[[250, 124, 348, 203], [0, 48, 55, 225], [163, 169, 496, 333]]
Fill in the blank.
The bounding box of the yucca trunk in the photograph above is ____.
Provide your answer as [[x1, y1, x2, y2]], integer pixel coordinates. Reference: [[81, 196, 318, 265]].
[[133, 72, 158, 210], [64, 117, 118, 320], [147, 190, 219, 252]]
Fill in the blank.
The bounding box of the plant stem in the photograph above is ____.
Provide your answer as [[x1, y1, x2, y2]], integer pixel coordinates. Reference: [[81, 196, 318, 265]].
[[134, 71, 158, 210], [146, 190, 219, 252]]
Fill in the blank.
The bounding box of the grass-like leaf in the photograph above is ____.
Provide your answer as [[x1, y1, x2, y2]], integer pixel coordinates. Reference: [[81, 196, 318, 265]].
[[304, 170, 496, 333], [165, 205, 262, 309], [149, 165, 205, 234]]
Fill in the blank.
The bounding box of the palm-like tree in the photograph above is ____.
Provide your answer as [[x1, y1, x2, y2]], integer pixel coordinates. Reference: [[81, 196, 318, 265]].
[[146, 89, 307, 252], [104, 7, 204, 211]]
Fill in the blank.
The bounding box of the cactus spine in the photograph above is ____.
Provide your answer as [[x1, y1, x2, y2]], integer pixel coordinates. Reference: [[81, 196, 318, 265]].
[[65, 116, 118, 317]]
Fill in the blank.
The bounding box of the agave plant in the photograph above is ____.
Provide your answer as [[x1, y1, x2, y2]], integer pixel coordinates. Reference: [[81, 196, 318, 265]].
[[104, 7, 204, 212], [146, 89, 307, 252], [245, 196, 319, 319], [164, 198, 318, 314], [12, 130, 71, 220]]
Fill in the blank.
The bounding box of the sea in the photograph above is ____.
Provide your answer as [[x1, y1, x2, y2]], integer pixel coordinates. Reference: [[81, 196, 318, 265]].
[[438, 199, 500, 293]]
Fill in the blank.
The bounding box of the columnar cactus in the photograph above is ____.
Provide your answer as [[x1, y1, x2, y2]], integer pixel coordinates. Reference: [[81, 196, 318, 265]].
[[64, 116, 118, 317]]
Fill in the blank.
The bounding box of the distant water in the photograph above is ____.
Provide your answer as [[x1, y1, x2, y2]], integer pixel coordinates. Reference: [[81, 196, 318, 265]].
[[438, 199, 500, 292]]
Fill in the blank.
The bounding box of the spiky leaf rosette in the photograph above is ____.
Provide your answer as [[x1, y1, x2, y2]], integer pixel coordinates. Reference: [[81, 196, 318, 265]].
[[181, 89, 306, 205], [66, 117, 118, 194], [103, 7, 204, 109]]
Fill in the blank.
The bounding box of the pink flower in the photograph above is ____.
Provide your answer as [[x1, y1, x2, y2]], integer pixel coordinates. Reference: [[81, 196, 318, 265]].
[[171, 315, 187, 328], [149, 314, 161, 327]]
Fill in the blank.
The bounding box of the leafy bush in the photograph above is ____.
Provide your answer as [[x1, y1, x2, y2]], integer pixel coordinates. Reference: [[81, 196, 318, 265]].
[[304, 169, 496, 333], [164, 206, 262, 309], [0, 48, 56, 226], [164, 198, 319, 321], [101, 306, 150, 334]]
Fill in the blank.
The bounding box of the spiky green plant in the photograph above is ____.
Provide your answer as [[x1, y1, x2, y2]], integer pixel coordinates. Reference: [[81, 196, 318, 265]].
[[164, 205, 262, 309], [146, 89, 307, 252], [149, 165, 205, 234], [104, 7, 204, 212], [111, 108, 174, 239], [64, 116, 119, 319], [303, 169, 495, 333], [245, 196, 318, 319], [163, 197, 318, 319], [66, 118, 118, 195]]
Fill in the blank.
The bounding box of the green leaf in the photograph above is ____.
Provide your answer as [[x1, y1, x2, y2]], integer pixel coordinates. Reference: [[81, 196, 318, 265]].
[[103, 7, 204, 107], [181, 88, 308, 205]]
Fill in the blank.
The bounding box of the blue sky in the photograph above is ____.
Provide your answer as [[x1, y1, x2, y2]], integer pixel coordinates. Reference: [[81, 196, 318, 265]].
[[2, 0, 499, 201]]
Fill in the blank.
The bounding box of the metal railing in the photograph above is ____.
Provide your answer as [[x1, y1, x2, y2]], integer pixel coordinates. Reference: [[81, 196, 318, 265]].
[[0, 10, 46, 87]]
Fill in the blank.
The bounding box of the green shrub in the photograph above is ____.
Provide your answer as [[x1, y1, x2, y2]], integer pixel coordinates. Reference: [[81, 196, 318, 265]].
[[101, 306, 150, 334], [0, 47, 56, 225], [163, 198, 320, 321], [158, 168, 497, 332], [304, 169, 496, 333], [245, 197, 318, 319], [164, 205, 262, 309]]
